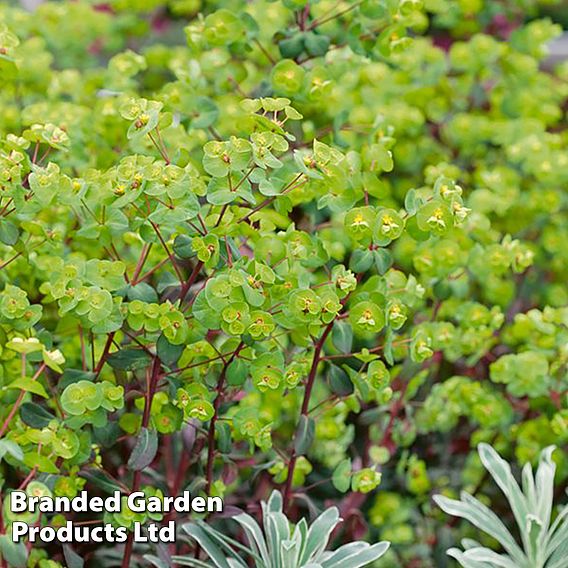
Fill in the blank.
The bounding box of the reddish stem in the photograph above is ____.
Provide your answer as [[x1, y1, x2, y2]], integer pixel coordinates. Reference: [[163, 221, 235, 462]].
[[205, 342, 245, 495], [0, 363, 47, 438], [121, 356, 161, 568], [131, 243, 151, 284], [282, 322, 334, 511], [94, 332, 116, 378], [178, 260, 204, 303]]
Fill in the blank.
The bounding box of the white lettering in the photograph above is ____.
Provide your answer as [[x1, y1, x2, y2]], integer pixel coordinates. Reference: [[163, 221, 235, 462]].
[[11, 522, 28, 542], [127, 491, 146, 513], [10, 491, 27, 513]]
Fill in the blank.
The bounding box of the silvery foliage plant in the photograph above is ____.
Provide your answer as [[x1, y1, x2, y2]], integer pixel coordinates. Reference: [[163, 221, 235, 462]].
[[434, 444, 568, 568], [166, 490, 389, 567]]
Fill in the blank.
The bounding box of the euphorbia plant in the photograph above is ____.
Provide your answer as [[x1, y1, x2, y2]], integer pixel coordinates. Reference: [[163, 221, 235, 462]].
[[0, 0, 567, 567]]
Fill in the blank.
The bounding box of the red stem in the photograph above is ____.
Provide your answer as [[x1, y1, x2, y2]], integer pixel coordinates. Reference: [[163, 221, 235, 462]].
[[150, 221, 184, 283], [121, 356, 161, 568], [94, 332, 116, 378], [178, 260, 204, 303], [205, 342, 245, 495], [282, 322, 334, 511], [0, 363, 47, 438], [238, 174, 305, 224], [131, 243, 151, 284]]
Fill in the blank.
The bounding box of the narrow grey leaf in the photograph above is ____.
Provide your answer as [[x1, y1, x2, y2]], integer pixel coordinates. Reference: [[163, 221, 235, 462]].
[[127, 427, 158, 471]]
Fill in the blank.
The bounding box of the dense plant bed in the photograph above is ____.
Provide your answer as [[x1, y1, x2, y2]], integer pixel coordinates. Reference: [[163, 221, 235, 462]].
[[0, 0, 567, 567]]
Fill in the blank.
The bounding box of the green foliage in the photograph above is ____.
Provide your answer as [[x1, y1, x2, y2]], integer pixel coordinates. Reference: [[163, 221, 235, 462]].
[[0, 0, 567, 566]]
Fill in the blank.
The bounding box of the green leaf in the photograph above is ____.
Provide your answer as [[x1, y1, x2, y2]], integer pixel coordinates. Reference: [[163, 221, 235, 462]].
[[216, 422, 232, 454], [383, 327, 394, 366], [0, 535, 27, 568], [107, 349, 151, 371], [332, 458, 352, 493], [350, 249, 374, 273], [303, 32, 330, 57], [227, 358, 248, 386], [58, 369, 96, 391], [126, 282, 158, 303], [174, 234, 195, 259], [63, 546, 84, 568], [189, 97, 219, 129], [157, 334, 184, 367], [20, 402, 56, 429], [0, 440, 24, 462], [93, 422, 122, 448], [23, 452, 59, 474], [294, 415, 315, 456], [80, 468, 124, 494], [5, 338, 44, 355], [332, 321, 353, 354], [127, 427, 158, 471], [366, 143, 393, 173], [373, 249, 393, 275], [360, 0, 387, 18], [259, 177, 284, 197], [278, 35, 304, 59], [7, 377, 49, 398], [0, 219, 19, 246], [406, 215, 431, 242], [404, 188, 418, 215], [329, 364, 354, 396]]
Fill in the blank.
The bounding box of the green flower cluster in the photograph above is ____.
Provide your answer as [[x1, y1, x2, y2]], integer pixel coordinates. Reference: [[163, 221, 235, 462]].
[[0, 285, 42, 331], [39, 259, 125, 332], [490, 352, 550, 397], [61, 380, 124, 426], [104, 486, 164, 530], [126, 300, 189, 345], [417, 376, 513, 433]]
